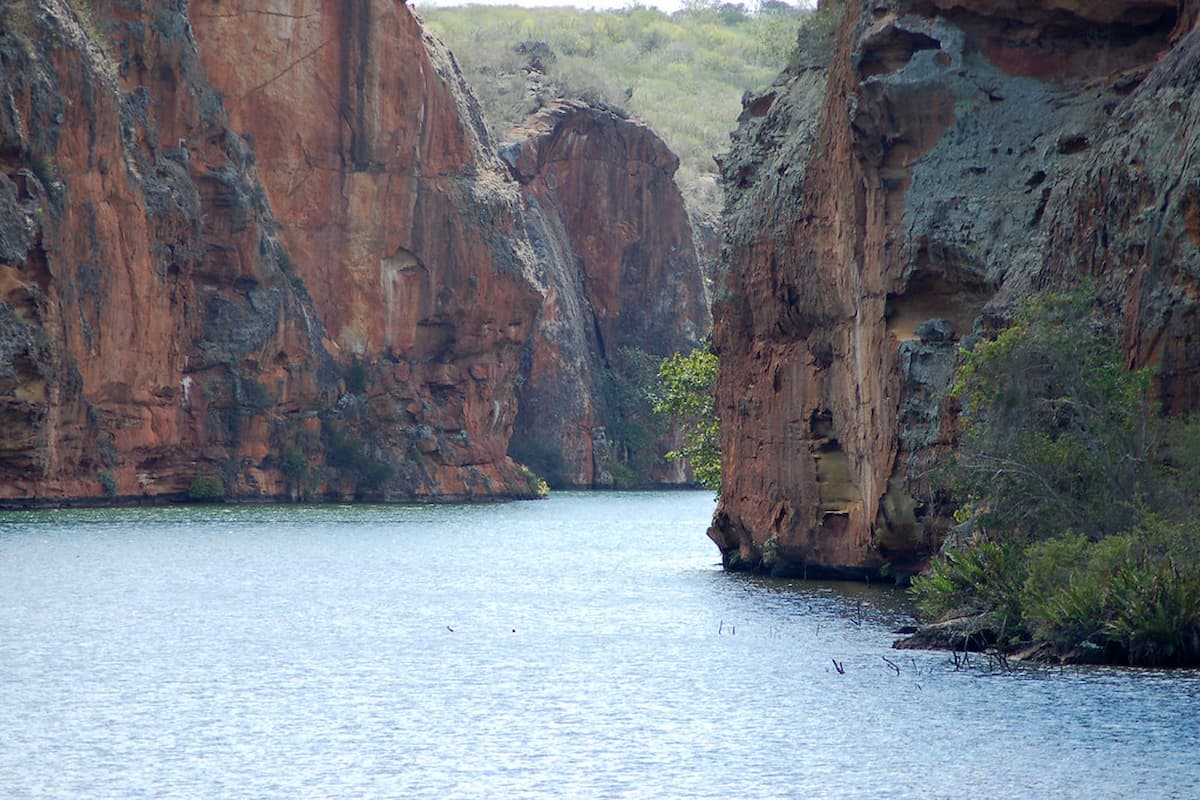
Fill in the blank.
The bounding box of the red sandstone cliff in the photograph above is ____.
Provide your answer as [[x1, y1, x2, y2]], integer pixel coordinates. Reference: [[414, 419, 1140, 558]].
[[190, 0, 544, 500], [501, 100, 710, 487], [0, 0, 543, 503], [711, 0, 1200, 576]]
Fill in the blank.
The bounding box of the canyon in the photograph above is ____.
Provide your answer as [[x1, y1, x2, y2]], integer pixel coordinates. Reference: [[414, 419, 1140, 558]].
[[0, 0, 708, 504], [710, 0, 1200, 577], [5, 0, 1197, 584]]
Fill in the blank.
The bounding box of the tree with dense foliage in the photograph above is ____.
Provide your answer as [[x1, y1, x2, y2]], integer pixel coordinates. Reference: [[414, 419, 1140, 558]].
[[654, 345, 721, 491], [948, 290, 1154, 540], [913, 290, 1200, 666]]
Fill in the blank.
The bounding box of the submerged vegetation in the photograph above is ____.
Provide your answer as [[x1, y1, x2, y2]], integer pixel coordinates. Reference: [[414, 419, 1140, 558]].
[[419, 1, 818, 222], [912, 291, 1200, 667]]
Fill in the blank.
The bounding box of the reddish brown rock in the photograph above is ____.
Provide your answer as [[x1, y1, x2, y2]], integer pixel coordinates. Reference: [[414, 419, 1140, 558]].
[[501, 100, 710, 487], [711, 0, 1200, 576], [190, 0, 544, 501], [0, 0, 543, 504]]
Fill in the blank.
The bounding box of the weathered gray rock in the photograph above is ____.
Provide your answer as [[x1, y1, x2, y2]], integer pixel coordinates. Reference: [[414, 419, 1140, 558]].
[[710, 0, 1200, 575]]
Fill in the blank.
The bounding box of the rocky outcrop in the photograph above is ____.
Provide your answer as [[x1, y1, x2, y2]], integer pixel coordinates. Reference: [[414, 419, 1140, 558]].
[[190, 0, 544, 500], [710, 0, 1200, 576], [501, 100, 710, 487], [0, 0, 543, 504]]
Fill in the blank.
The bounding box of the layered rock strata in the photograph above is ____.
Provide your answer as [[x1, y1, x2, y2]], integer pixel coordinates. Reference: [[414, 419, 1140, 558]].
[[0, 0, 542, 504], [711, 0, 1200, 576], [502, 101, 710, 487]]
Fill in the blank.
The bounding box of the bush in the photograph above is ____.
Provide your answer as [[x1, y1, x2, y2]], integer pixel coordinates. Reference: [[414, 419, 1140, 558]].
[[912, 540, 1025, 633], [282, 444, 309, 492], [913, 289, 1200, 665], [515, 464, 550, 498], [345, 356, 369, 395], [950, 289, 1154, 539], [654, 344, 720, 491], [324, 425, 393, 493], [97, 469, 118, 498], [187, 474, 226, 502]]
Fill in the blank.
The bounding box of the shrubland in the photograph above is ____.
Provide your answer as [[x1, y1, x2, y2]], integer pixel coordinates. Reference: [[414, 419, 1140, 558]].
[[418, 1, 827, 223], [912, 290, 1200, 667]]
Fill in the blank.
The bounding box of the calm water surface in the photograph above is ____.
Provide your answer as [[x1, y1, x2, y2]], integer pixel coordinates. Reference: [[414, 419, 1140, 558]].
[[2, 491, 1198, 799]]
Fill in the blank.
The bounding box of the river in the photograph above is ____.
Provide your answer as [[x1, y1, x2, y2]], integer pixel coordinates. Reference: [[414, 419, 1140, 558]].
[[2, 491, 1198, 798]]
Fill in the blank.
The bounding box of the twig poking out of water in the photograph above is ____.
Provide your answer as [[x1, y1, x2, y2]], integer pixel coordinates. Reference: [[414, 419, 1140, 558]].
[[850, 601, 863, 628], [951, 647, 971, 671], [446, 626, 454, 632], [832, 658, 845, 674], [984, 649, 1011, 673], [815, 621, 822, 637], [881, 655, 901, 676], [719, 620, 723, 635]]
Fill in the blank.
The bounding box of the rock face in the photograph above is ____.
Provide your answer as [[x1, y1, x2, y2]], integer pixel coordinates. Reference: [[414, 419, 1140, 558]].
[[711, 0, 1200, 576], [190, 0, 544, 500], [502, 101, 710, 487], [0, 0, 542, 503]]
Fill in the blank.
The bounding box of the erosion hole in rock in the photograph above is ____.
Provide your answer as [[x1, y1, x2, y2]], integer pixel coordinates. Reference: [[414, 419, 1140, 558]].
[[745, 92, 775, 118], [885, 274, 991, 343], [1057, 135, 1090, 155], [810, 408, 833, 439], [809, 409, 862, 516], [859, 28, 941, 80], [929, 4, 1177, 81]]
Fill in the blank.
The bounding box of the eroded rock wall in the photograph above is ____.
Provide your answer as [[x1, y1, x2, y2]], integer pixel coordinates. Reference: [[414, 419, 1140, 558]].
[[711, 0, 1200, 576], [191, 0, 544, 500], [502, 101, 710, 487], [0, 0, 543, 503]]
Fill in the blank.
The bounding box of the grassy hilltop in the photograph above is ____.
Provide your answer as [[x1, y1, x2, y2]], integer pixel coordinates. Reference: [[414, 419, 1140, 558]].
[[418, 1, 831, 224]]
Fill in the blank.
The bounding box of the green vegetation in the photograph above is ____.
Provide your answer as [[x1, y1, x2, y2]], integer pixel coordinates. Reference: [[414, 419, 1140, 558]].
[[344, 356, 369, 396], [946, 290, 1156, 539], [282, 444, 310, 496], [603, 346, 670, 488], [97, 469, 118, 498], [654, 343, 720, 491], [912, 290, 1200, 666], [187, 474, 226, 502], [419, 1, 814, 222], [323, 425, 394, 495], [516, 463, 551, 498]]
